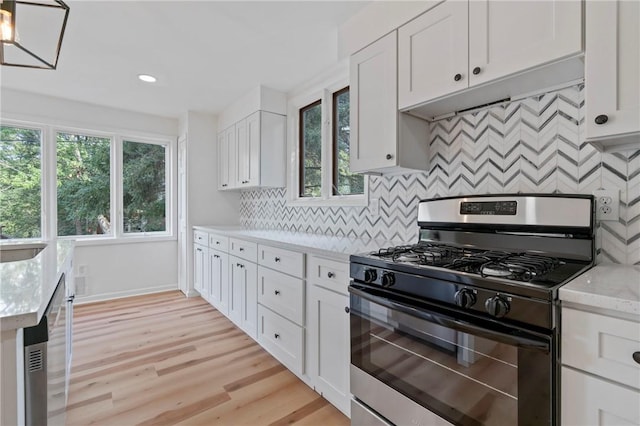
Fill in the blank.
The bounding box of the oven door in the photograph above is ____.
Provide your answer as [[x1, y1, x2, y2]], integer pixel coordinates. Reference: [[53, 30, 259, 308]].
[[349, 284, 556, 426]]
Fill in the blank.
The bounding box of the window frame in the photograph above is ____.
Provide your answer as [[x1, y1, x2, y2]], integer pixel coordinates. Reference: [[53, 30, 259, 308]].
[[1, 118, 176, 244], [287, 66, 368, 207], [298, 99, 323, 198]]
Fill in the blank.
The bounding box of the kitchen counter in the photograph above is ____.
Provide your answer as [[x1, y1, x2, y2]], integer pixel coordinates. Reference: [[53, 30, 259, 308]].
[[194, 226, 406, 262], [559, 264, 640, 317], [0, 240, 74, 330]]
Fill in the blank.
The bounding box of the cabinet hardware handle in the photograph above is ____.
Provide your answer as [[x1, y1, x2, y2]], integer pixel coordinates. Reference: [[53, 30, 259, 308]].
[[327, 272, 335, 278], [239, 247, 244, 251], [222, 184, 228, 187], [595, 114, 609, 125], [216, 241, 220, 245], [472, 66, 481, 75], [275, 257, 281, 262], [386, 154, 393, 160], [214, 255, 219, 258], [633, 351, 640, 364], [345, 307, 350, 314], [274, 333, 280, 339], [275, 290, 280, 295], [236, 263, 241, 267], [454, 73, 462, 82]]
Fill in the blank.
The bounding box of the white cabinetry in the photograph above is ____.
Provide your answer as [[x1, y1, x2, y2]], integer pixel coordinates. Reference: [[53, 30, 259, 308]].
[[217, 126, 236, 190], [398, 0, 583, 120], [307, 256, 351, 417], [257, 244, 306, 376], [585, 0, 640, 152], [229, 255, 258, 339], [209, 248, 228, 316], [193, 231, 209, 301], [561, 307, 640, 425], [349, 31, 430, 175]]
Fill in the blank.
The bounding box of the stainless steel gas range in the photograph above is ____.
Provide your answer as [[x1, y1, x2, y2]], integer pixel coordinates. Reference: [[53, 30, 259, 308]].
[[349, 194, 595, 426]]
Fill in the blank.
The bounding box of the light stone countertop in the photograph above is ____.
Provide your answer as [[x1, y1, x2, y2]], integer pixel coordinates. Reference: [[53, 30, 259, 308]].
[[559, 264, 640, 317], [194, 226, 408, 262], [0, 240, 74, 330]]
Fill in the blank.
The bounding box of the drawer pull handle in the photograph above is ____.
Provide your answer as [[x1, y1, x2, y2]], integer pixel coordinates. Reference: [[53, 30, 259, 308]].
[[274, 290, 280, 295], [327, 272, 335, 278], [214, 255, 220, 258], [216, 241, 220, 245], [345, 306, 350, 314], [274, 257, 281, 262], [472, 66, 481, 75], [274, 333, 280, 339], [239, 247, 244, 251], [594, 114, 609, 125], [633, 352, 640, 364]]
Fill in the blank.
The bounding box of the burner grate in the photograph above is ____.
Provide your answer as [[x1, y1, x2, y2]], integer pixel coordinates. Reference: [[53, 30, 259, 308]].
[[372, 243, 471, 266]]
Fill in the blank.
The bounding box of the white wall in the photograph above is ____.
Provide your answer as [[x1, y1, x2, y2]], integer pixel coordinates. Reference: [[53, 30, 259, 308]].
[[74, 241, 178, 303]]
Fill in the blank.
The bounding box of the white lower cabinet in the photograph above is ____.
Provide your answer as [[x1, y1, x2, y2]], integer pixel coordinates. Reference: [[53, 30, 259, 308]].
[[258, 304, 305, 375], [229, 255, 258, 339], [193, 240, 208, 300], [209, 249, 229, 316], [561, 306, 640, 425], [307, 256, 351, 417]]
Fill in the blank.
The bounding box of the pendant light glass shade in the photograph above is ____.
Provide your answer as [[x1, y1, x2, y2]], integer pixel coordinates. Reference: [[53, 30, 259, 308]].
[[0, 0, 70, 69]]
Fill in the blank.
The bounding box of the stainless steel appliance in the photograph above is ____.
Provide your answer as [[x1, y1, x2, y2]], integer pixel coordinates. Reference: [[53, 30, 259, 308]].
[[349, 194, 595, 426], [23, 273, 70, 426]]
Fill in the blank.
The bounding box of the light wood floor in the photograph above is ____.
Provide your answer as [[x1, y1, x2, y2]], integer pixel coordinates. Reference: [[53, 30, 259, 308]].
[[66, 291, 350, 426]]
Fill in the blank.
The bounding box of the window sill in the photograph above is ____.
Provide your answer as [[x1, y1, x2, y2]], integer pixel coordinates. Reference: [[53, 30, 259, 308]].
[[62, 234, 176, 247]]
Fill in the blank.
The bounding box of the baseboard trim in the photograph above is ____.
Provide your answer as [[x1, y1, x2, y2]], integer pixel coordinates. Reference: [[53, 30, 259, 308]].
[[74, 284, 179, 305]]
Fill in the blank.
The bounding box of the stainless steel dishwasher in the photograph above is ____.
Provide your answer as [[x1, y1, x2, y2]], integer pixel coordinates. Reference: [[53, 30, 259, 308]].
[[23, 273, 67, 426]]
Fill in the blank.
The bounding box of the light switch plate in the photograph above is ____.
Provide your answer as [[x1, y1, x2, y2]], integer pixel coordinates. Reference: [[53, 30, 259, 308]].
[[593, 189, 619, 221]]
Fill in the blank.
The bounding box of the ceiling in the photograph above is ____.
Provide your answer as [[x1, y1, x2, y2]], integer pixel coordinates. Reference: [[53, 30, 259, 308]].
[[0, 1, 369, 119]]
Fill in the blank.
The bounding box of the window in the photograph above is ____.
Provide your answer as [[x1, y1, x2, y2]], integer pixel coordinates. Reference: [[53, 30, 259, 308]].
[[123, 140, 167, 233], [289, 74, 367, 206], [1, 120, 174, 241], [56, 132, 111, 236], [332, 88, 363, 196], [0, 125, 42, 238], [299, 100, 322, 198]]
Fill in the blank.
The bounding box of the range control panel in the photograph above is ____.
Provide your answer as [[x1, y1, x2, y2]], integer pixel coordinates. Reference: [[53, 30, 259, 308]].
[[460, 201, 517, 215]]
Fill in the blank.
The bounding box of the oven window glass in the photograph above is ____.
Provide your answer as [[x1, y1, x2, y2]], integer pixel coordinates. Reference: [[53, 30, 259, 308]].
[[351, 293, 552, 426]]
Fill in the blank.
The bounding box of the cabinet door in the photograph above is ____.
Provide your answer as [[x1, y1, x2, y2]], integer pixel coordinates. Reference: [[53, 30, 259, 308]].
[[469, 0, 582, 87], [193, 244, 208, 300], [350, 31, 398, 172], [209, 249, 229, 315], [228, 257, 243, 326], [308, 284, 350, 416], [585, 0, 640, 142], [241, 260, 258, 339], [562, 367, 640, 426], [245, 111, 261, 187], [219, 125, 236, 190], [217, 131, 228, 190], [398, 0, 468, 108], [235, 119, 248, 187]]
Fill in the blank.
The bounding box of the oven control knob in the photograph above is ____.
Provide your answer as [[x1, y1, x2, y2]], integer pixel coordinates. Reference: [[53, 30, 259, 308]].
[[454, 289, 476, 309], [381, 272, 395, 288], [364, 268, 377, 283], [485, 296, 510, 318]]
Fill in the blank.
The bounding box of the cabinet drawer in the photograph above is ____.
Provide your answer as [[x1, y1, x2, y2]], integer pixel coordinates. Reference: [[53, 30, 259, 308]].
[[193, 230, 208, 245], [258, 305, 304, 375], [562, 308, 640, 390], [308, 256, 349, 295], [258, 244, 304, 278], [258, 266, 304, 325], [209, 233, 228, 252], [229, 238, 257, 263]]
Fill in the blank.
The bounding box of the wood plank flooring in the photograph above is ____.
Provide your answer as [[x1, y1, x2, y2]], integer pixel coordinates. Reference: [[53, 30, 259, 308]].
[[66, 291, 350, 426]]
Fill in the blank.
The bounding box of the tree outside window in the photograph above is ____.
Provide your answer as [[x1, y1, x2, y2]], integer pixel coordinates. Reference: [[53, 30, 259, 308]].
[[0, 126, 42, 239], [333, 87, 363, 196], [299, 100, 322, 198]]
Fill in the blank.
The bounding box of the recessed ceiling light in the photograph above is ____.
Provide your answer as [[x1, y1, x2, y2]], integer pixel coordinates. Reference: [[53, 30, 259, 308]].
[[138, 74, 157, 83]]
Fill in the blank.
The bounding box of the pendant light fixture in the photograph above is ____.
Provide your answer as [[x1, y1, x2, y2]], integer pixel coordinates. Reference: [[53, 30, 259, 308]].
[[0, 0, 70, 69]]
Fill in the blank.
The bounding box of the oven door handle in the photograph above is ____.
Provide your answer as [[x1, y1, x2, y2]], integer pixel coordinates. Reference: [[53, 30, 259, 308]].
[[350, 286, 550, 351]]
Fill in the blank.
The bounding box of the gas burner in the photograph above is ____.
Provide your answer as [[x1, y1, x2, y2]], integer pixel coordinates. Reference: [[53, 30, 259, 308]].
[[478, 254, 562, 282], [372, 243, 470, 266]]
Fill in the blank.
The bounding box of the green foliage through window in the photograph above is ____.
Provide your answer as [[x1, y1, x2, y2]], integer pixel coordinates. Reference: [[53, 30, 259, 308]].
[[56, 132, 111, 236], [123, 141, 166, 233], [333, 88, 363, 196], [299, 101, 322, 197], [0, 126, 42, 239]]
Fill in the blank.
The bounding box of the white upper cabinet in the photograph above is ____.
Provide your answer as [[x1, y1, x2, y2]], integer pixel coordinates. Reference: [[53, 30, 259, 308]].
[[585, 0, 640, 152], [217, 125, 236, 190], [350, 31, 429, 174], [398, 0, 584, 119]]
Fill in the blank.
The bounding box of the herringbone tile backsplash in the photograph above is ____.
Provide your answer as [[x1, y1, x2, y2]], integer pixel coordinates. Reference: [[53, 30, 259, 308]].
[[240, 84, 640, 265]]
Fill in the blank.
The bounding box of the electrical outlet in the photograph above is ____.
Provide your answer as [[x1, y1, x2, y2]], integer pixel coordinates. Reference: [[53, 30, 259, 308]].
[[593, 189, 619, 221], [369, 198, 380, 218], [75, 276, 87, 296]]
